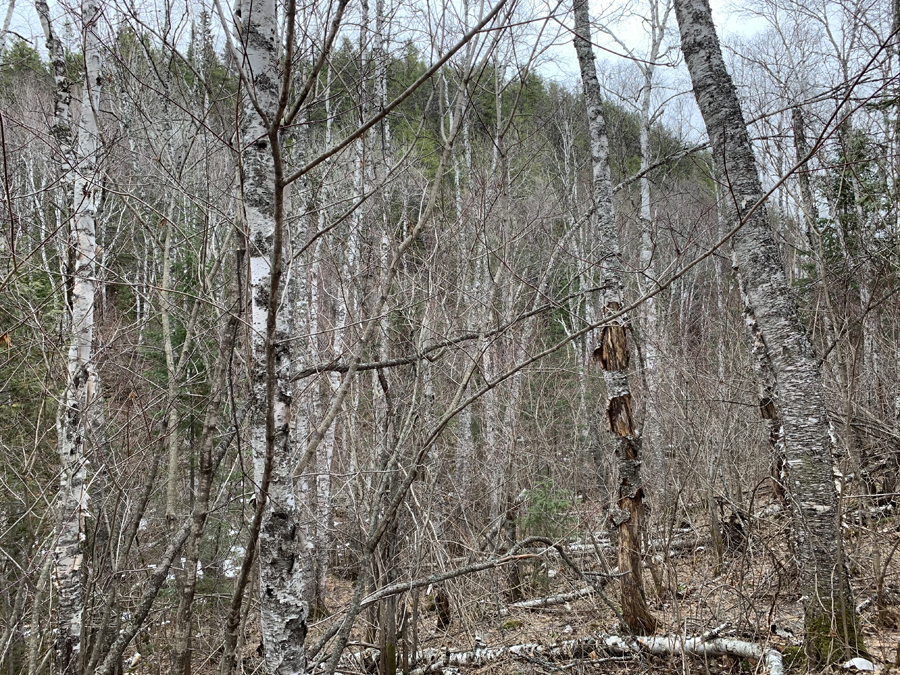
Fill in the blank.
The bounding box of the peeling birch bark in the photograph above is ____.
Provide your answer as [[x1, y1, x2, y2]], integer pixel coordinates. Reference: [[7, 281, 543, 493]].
[[673, 0, 863, 662], [572, 0, 657, 635]]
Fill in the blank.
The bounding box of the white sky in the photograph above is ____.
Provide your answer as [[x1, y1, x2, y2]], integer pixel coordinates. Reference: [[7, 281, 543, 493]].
[[3, 0, 765, 66], [2, 0, 767, 145]]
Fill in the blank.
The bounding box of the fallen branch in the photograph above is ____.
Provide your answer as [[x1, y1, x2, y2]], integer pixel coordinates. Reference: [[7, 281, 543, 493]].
[[357, 538, 552, 610], [334, 631, 783, 675], [563, 532, 705, 556], [501, 586, 596, 613]]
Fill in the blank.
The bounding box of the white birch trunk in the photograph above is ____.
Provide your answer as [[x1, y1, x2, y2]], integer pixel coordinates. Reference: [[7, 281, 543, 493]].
[[673, 0, 862, 661], [0, 0, 15, 58], [237, 0, 307, 669], [298, 237, 319, 610], [343, 632, 783, 675], [49, 0, 101, 669], [635, 0, 670, 482]]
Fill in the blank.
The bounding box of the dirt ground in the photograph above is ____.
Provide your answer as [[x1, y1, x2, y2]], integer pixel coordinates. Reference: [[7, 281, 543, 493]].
[[301, 512, 900, 674]]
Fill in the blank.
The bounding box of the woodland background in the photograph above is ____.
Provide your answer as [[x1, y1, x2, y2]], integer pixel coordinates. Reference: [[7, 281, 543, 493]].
[[0, 0, 898, 671]]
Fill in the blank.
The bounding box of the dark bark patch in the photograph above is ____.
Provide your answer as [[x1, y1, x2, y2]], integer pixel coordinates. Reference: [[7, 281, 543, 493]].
[[759, 397, 777, 419], [435, 590, 451, 629], [607, 394, 634, 436], [593, 323, 630, 371]]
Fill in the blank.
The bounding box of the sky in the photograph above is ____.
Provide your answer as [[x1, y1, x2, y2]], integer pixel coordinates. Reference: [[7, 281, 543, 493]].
[[3, 0, 765, 68], [1, 0, 767, 145]]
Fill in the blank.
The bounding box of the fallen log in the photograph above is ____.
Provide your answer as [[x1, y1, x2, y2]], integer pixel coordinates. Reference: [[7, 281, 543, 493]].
[[563, 533, 706, 555], [334, 630, 784, 675]]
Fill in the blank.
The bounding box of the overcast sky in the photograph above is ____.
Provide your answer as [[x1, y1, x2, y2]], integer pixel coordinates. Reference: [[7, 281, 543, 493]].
[[3, 0, 767, 146]]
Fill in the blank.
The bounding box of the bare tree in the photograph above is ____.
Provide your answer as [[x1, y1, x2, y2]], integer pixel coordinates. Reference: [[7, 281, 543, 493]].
[[573, 0, 657, 635], [673, 0, 864, 661], [34, 0, 103, 670]]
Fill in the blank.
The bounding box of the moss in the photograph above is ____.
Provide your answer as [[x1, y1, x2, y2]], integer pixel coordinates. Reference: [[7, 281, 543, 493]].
[[782, 646, 805, 672], [804, 607, 866, 667]]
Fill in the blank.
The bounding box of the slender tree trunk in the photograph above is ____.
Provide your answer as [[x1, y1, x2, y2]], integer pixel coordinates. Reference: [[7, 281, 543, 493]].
[[170, 309, 238, 675], [673, 0, 863, 662], [636, 0, 670, 483], [49, 0, 102, 670], [572, 0, 657, 635], [297, 238, 317, 613], [162, 213, 182, 535], [0, 0, 15, 58], [298, 77, 331, 614], [237, 0, 307, 669]]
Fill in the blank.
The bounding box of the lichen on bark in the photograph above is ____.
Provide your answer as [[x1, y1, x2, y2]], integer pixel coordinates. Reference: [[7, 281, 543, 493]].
[[672, 0, 864, 661]]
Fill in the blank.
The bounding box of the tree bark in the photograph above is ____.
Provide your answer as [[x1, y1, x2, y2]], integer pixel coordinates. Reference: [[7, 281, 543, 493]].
[[237, 0, 308, 670], [572, 0, 657, 635], [47, 0, 101, 670], [340, 631, 783, 675], [673, 0, 863, 662], [636, 0, 671, 487]]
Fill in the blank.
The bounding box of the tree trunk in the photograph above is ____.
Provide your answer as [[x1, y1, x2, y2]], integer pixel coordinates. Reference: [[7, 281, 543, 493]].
[[47, 0, 101, 670], [672, 0, 863, 662], [170, 318, 237, 675], [636, 0, 670, 487], [572, 0, 657, 635], [237, 0, 307, 670]]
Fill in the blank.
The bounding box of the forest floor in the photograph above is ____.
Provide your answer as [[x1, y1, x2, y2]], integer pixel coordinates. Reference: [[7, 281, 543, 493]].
[[302, 508, 900, 674]]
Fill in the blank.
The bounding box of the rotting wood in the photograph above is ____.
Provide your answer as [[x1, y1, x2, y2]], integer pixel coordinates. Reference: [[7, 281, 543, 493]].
[[594, 320, 630, 371], [607, 395, 635, 436], [572, 0, 657, 634]]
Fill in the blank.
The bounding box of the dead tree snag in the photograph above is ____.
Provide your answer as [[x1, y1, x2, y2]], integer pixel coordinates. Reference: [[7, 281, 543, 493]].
[[573, 0, 657, 635]]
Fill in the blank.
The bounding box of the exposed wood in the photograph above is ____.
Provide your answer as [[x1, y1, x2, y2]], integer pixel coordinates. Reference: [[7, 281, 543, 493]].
[[594, 321, 630, 371], [607, 395, 636, 436], [572, 0, 657, 635]]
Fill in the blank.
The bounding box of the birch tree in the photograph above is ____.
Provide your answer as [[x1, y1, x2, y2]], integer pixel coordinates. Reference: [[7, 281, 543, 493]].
[[573, 0, 657, 635], [594, 0, 675, 480], [235, 0, 313, 669], [673, 0, 864, 661], [36, 0, 103, 669]]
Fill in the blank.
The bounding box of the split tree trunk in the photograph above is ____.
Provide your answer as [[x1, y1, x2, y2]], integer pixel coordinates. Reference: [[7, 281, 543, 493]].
[[672, 0, 863, 662], [572, 0, 657, 635]]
